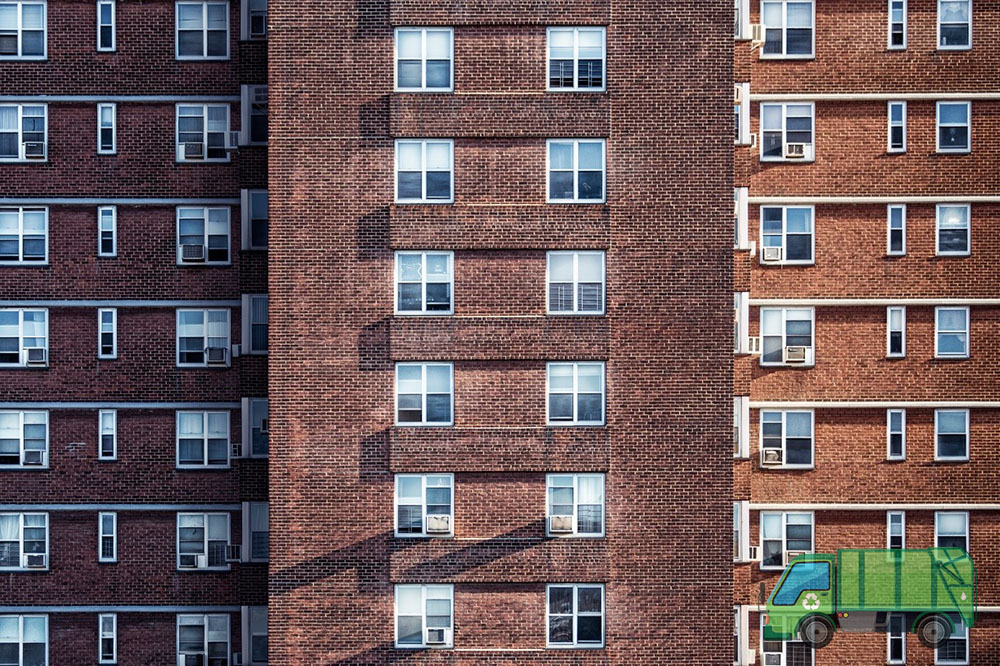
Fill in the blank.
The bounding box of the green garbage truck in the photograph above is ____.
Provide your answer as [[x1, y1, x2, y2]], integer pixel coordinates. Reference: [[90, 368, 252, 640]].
[[763, 548, 975, 650]]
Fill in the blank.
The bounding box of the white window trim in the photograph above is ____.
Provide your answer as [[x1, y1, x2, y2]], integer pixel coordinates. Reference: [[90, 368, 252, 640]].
[[0, 616, 48, 666], [759, 307, 815, 367], [98, 512, 117, 563], [887, 100, 906, 152], [0, 409, 48, 469], [175, 410, 231, 469], [0, 512, 48, 571], [546, 250, 606, 316], [545, 473, 605, 538], [96, 0, 115, 52], [935, 616, 969, 665], [393, 473, 455, 538], [98, 612, 116, 663], [935, 306, 969, 359], [734, 187, 749, 250], [394, 584, 454, 649], [240, 397, 268, 459], [241, 294, 268, 354], [175, 308, 232, 368], [886, 409, 906, 461], [734, 396, 750, 458], [934, 409, 970, 462], [174, 0, 230, 60], [176, 206, 231, 265], [760, 615, 816, 663], [96, 102, 116, 154], [241, 501, 268, 562], [98, 408, 117, 461], [0, 1, 47, 60], [734, 605, 752, 665], [0, 308, 48, 368], [545, 361, 606, 427], [545, 27, 607, 92], [886, 306, 905, 358], [394, 251, 455, 316], [175, 513, 231, 571], [98, 308, 117, 359], [176, 614, 230, 663], [394, 362, 454, 426], [240, 83, 267, 146], [758, 0, 816, 59], [97, 205, 117, 257], [394, 27, 454, 93], [241, 606, 268, 666], [759, 102, 815, 162], [0, 206, 48, 265], [240, 189, 268, 250], [546, 138, 607, 204], [887, 510, 906, 549], [887, 204, 906, 256], [934, 511, 970, 552], [759, 205, 815, 265], [888, 0, 907, 49], [545, 583, 605, 649], [239, 0, 266, 40], [887, 613, 907, 664], [936, 101, 971, 153], [759, 510, 815, 571], [734, 292, 749, 354], [759, 409, 815, 469], [174, 103, 232, 163], [735, 82, 751, 145], [735, 0, 751, 39], [733, 500, 751, 562], [0, 103, 48, 162], [937, 0, 971, 51], [394, 139, 454, 204], [935, 203, 971, 256]]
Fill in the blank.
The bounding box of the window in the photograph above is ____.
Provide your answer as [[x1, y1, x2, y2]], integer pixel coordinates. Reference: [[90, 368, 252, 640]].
[[0, 104, 46, 161], [887, 511, 905, 549], [735, 83, 751, 145], [241, 0, 266, 39], [733, 292, 749, 354], [96, 103, 116, 154], [887, 306, 905, 358], [938, 0, 970, 49], [760, 307, 814, 366], [887, 409, 905, 460], [177, 513, 230, 569], [772, 561, 830, 605], [395, 28, 453, 92], [0, 309, 46, 367], [245, 607, 267, 665], [888, 101, 905, 152], [734, 397, 750, 458], [176, 411, 230, 468], [733, 606, 741, 665], [547, 362, 605, 426], [177, 614, 230, 665], [889, 0, 906, 48], [760, 410, 814, 468], [762, 0, 814, 57], [935, 409, 969, 461], [178, 207, 230, 264], [733, 503, 742, 561], [98, 409, 116, 460], [395, 362, 453, 426], [395, 474, 453, 538], [936, 511, 969, 551], [936, 204, 970, 255], [241, 84, 267, 145], [0, 207, 46, 264], [242, 294, 268, 353], [0, 1, 45, 58], [760, 511, 813, 569], [0, 616, 47, 666], [762, 632, 813, 666], [546, 584, 604, 648], [0, 410, 47, 468], [98, 206, 116, 257], [887, 204, 905, 255], [547, 474, 604, 537], [394, 251, 453, 315], [734, 187, 749, 249], [243, 501, 268, 561], [241, 189, 268, 250], [735, 0, 750, 38], [176, 1, 229, 59], [937, 102, 970, 153], [97, 613, 116, 663], [395, 139, 453, 204], [97, 0, 114, 51], [176, 309, 230, 367], [547, 27, 605, 91], [888, 613, 906, 664], [760, 206, 813, 264], [98, 512, 116, 563], [395, 584, 453, 648], [98, 308, 116, 358], [547, 139, 605, 203], [760, 103, 814, 161], [242, 397, 268, 457], [0, 513, 47, 569], [936, 307, 969, 358], [547, 251, 605, 315], [176, 104, 230, 162], [936, 616, 968, 665]]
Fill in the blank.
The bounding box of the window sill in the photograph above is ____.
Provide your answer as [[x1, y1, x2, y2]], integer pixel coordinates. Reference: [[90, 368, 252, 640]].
[[176, 465, 232, 471], [546, 533, 605, 539], [934, 355, 969, 360], [394, 200, 455, 206], [0, 262, 48, 267], [546, 422, 606, 428], [176, 262, 233, 267], [0, 159, 48, 164], [759, 363, 815, 369], [934, 458, 970, 464], [176, 567, 231, 572], [0, 365, 48, 370], [758, 54, 816, 61], [886, 457, 906, 462], [0, 56, 47, 61], [936, 46, 972, 52], [886, 149, 906, 155], [394, 312, 455, 317], [886, 253, 906, 258], [935, 253, 971, 258], [175, 159, 232, 165], [546, 311, 606, 317], [395, 87, 455, 94], [759, 261, 815, 267], [935, 150, 971, 155], [546, 199, 607, 205], [394, 533, 453, 539], [0, 466, 49, 471], [0, 568, 48, 573], [546, 87, 607, 94], [395, 423, 454, 428], [175, 56, 231, 62], [759, 158, 815, 164]]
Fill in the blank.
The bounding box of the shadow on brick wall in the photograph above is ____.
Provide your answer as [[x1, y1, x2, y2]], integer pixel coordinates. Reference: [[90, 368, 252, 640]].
[[359, 318, 390, 371]]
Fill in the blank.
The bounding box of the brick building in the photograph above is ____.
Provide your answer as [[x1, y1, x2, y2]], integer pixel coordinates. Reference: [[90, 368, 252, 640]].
[[733, 1, 1000, 664], [0, 0, 270, 664]]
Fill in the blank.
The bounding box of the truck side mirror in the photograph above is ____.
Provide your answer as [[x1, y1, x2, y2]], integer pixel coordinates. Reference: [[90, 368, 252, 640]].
[[759, 582, 766, 605]]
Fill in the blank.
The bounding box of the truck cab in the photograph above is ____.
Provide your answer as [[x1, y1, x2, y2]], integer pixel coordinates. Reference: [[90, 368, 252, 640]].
[[764, 554, 836, 647]]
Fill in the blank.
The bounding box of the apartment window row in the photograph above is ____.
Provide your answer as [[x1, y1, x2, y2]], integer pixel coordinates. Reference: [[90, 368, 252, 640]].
[[886, 306, 971, 359], [886, 101, 971, 154]]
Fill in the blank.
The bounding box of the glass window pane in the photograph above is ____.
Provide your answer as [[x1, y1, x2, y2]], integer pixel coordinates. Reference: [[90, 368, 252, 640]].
[[578, 142, 603, 170], [425, 30, 450, 58], [397, 142, 421, 171], [397, 30, 421, 59], [549, 142, 572, 170]]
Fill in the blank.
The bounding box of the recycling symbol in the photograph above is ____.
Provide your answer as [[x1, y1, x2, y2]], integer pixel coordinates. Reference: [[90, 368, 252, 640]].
[[802, 593, 821, 610]]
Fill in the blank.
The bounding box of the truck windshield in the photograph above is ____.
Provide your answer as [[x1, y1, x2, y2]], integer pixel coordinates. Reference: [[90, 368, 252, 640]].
[[773, 562, 830, 606]]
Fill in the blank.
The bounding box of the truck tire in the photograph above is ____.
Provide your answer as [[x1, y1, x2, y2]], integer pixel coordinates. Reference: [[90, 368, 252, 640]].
[[798, 616, 835, 649], [916, 615, 952, 649]]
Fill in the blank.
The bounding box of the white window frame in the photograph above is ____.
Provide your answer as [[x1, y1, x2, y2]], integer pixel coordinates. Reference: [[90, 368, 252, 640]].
[[886, 306, 905, 358], [0, 512, 48, 570], [761, 618, 816, 665], [394, 139, 454, 204], [0, 1, 47, 60], [242, 501, 268, 562], [394, 251, 454, 316], [735, 82, 751, 145], [887, 612, 907, 664], [937, 0, 971, 51], [759, 409, 814, 469], [936, 204, 971, 256], [935, 616, 969, 665], [96, 102, 116, 154], [239, 0, 266, 40], [240, 84, 267, 146], [545, 583, 605, 649], [935, 511, 970, 552], [887, 409, 906, 461], [934, 409, 970, 462], [175, 308, 231, 368], [241, 397, 268, 458], [98, 613, 116, 663], [98, 409, 117, 461], [240, 189, 268, 250], [888, 0, 907, 49], [176, 614, 230, 664], [0, 615, 48, 666], [98, 308, 117, 359], [0, 308, 48, 368], [935, 306, 969, 358], [176, 206, 231, 265], [546, 27, 606, 92], [394, 584, 454, 649], [887, 204, 906, 256], [887, 100, 906, 152], [0, 206, 47, 265], [734, 187, 749, 249], [733, 501, 751, 562], [887, 510, 905, 549], [734, 605, 751, 665], [546, 361, 606, 426], [241, 294, 268, 354], [734, 292, 749, 354], [759, 102, 815, 162], [0, 103, 48, 162], [97, 205, 116, 257], [394, 27, 454, 93], [394, 473, 454, 538], [175, 410, 231, 469], [174, 103, 231, 163], [759, 205, 814, 264], [96, 0, 115, 51], [394, 362, 454, 426], [546, 473, 605, 538], [759, 510, 814, 571], [936, 101, 971, 153], [241, 605, 268, 666], [0, 409, 48, 469], [546, 139, 606, 204], [546, 251, 606, 315], [759, 307, 815, 366], [174, 0, 230, 60], [175, 513, 231, 571], [734, 396, 750, 458], [759, 0, 816, 59], [98, 512, 117, 563], [735, 0, 751, 39]]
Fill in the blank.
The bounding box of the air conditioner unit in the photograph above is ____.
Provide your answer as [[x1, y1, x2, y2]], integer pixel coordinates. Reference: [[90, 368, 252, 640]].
[[746, 647, 758, 665], [785, 550, 808, 565], [225, 544, 242, 562], [182, 653, 204, 666], [425, 515, 451, 534], [760, 246, 783, 263], [231, 441, 243, 458], [181, 244, 206, 262], [24, 554, 46, 568], [784, 142, 807, 159], [734, 84, 744, 105], [750, 23, 765, 44], [549, 515, 574, 534], [260, 418, 269, 434], [179, 554, 208, 569], [22, 450, 44, 466], [747, 336, 762, 355], [226, 131, 241, 151], [783, 346, 808, 363], [763, 652, 782, 666], [206, 347, 228, 365], [760, 448, 784, 466], [748, 545, 761, 562], [24, 347, 47, 365], [22, 142, 45, 159], [183, 142, 205, 160], [232, 653, 244, 666], [425, 628, 447, 645]]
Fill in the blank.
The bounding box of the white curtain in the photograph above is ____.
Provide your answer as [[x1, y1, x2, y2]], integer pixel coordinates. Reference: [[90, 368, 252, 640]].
[[0, 515, 18, 540]]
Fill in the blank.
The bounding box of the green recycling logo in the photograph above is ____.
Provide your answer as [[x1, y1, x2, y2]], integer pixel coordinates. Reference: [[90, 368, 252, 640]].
[[802, 593, 821, 610]]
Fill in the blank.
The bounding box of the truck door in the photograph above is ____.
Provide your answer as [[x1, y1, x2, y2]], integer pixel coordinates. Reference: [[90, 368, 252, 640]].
[[765, 560, 833, 641]]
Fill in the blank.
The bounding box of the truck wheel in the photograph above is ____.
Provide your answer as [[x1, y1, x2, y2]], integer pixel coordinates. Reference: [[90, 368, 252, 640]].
[[798, 616, 835, 649], [916, 615, 952, 649]]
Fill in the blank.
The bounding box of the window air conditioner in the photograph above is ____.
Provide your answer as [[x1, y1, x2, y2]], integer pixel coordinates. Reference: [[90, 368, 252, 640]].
[[764, 652, 782, 666], [206, 347, 228, 365], [22, 142, 45, 159], [22, 450, 44, 466], [760, 246, 782, 263], [785, 550, 808, 565], [760, 448, 783, 466], [783, 346, 808, 363], [747, 336, 762, 355], [260, 418, 269, 434], [425, 515, 451, 534], [750, 24, 765, 44], [225, 544, 242, 562], [183, 142, 205, 160], [181, 244, 206, 262], [231, 442, 243, 458], [548, 515, 574, 534], [24, 554, 46, 568], [179, 554, 208, 568], [425, 628, 447, 645], [784, 143, 806, 159], [24, 347, 47, 365], [748, 545, 760, 562], [745, 648, 758, 665], [734, 84, 744, 105], [182, 653, 205, 666]]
